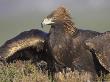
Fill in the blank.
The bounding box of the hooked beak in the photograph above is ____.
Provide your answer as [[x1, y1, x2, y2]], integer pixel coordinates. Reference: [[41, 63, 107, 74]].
[[41, 18, 54, 28]]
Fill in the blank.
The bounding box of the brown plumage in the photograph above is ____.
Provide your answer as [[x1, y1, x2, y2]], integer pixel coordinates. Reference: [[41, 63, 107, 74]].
[[42, 6, 102, 79], [0, 6, 109, 81], [85, 31, 110, 75], [0, 29, 48, 62]]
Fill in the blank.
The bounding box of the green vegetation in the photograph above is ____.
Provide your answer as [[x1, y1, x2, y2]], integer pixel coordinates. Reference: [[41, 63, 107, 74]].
[[0, 61, 110, 82]]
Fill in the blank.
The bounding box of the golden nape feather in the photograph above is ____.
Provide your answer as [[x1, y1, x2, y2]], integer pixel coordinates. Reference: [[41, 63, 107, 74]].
[[48, 6, 71, 20]]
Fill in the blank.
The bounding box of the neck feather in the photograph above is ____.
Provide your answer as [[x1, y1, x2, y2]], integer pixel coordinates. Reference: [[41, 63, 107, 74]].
[[63, 19, 78, 36], [50, 19, 78, 36]]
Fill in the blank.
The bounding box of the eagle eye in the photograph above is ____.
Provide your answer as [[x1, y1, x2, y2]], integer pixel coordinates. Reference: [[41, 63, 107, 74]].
[[52, 17, 56, 20]]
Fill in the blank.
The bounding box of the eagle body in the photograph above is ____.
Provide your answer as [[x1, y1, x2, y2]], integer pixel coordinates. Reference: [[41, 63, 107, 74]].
[[42, 7, 110, 80], [47, 20, 100, 74]]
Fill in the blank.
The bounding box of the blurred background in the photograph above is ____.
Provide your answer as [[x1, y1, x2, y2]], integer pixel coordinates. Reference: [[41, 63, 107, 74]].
[[0, 0, 110, 45]]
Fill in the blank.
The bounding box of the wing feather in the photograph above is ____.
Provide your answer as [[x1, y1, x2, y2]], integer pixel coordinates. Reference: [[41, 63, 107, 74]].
[[0, 29, 48, 60], [85, 31, 110, 72]]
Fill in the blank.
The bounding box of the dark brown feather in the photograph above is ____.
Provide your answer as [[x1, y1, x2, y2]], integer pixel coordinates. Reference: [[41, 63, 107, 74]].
[[86, 31, 110, 72], [45, 7, 101, 77], [0, 29, 47, 61]]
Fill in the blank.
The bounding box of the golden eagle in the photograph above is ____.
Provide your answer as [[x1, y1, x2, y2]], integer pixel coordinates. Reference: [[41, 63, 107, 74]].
[[41, 6, 109, 78], [0, 6, 109, 80]]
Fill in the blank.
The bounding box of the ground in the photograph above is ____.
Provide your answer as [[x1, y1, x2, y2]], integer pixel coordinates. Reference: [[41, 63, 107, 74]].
[[0, 60, 110, 82]]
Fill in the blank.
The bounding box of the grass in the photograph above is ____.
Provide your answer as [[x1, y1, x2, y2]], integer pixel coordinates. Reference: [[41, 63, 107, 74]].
[[0, 61, 51, 82], [0, 60, 110, 82]]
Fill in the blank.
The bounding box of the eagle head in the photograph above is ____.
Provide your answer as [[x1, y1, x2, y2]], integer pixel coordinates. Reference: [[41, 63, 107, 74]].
[[41, 6, 71, 27]]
